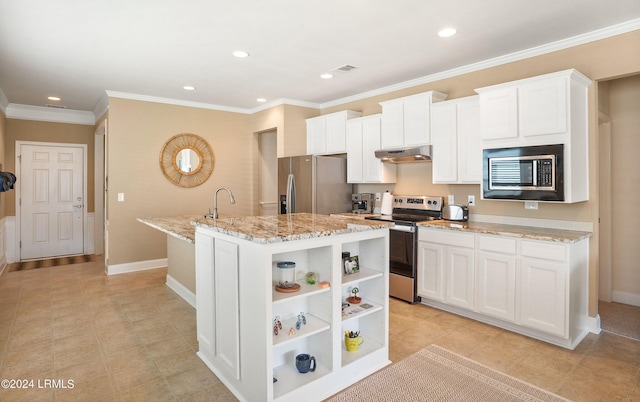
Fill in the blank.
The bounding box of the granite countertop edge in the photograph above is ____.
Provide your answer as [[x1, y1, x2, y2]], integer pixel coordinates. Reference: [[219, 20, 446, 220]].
[[192, 213, 393, 244], [417, 220, 593, 243]]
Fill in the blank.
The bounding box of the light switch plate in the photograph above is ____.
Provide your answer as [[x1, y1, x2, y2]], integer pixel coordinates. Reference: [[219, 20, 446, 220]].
[[118, 193, 125, 202], [448, 195, 455, 205]]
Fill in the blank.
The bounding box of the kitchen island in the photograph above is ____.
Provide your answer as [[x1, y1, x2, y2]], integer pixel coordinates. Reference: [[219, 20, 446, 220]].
[[137, 215, 201, 306], [193, 213, 393, 402]]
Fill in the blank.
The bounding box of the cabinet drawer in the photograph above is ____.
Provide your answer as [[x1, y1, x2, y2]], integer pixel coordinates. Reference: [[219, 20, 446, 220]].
[[419, 229, 474, 248], [521, 241, 566, 262], [478, 236, 516, 254]]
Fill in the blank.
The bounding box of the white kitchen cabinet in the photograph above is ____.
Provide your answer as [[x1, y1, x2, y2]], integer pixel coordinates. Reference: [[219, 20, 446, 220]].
[[195, 223, 390, 402], [475, 69, 591, 203], [418, 229, 474, 311], [476, 69, 590, 146], [416, 241, 444, 301], [417, 225, 589, 350], [306, 110, 362, 155], [476, 236, 517, 322], [346, 115, 396, 184], [379, 91, 447, 149], [431, 95, 482, 184], [518, 257, 566, 337], [444, 246, 475, 310]]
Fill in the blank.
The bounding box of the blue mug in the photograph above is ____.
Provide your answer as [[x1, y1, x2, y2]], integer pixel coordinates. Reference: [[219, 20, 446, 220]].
[[295, 353, 316, 374]]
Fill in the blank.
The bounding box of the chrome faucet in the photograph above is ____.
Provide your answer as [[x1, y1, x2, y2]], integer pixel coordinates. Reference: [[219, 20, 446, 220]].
[[211, 187, 236, 220]]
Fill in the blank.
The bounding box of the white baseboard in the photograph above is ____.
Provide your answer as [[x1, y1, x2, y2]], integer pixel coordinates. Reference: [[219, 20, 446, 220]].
[[588, 314, 601, 334], [612, 290, 640, 307], [107, 258, 168, 275], [166, 274, 196, 308]]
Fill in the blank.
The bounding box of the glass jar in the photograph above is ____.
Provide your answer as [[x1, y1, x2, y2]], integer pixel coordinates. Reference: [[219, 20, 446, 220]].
[[276, 261, 296, 288]]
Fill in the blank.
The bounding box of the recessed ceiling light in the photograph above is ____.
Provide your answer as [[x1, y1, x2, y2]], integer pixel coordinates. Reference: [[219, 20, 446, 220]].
[[233, 50, 249, 58], [320, 73, 333, 79], [257, 98, 266, 102], [438, 27, 457, 38], [183, 85, 196, 91], [47, 96, 61, 101]]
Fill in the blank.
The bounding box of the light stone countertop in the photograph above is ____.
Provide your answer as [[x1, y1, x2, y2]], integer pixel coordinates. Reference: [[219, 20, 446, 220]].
[[193, 212, 394, 244], [418, 220, 592, 243], [137, 215, 203, 244]]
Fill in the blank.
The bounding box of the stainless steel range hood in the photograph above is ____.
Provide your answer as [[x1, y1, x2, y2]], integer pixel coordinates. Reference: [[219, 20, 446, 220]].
[[374, 145, 433, 163]]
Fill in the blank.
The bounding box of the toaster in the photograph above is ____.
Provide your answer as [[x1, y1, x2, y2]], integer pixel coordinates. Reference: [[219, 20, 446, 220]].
[[442, 205, 469, 222]]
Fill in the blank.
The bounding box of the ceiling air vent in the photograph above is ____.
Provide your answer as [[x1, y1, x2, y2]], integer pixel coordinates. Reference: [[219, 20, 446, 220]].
[[45, 104, 67, 109], [333, 64, 358, 73]]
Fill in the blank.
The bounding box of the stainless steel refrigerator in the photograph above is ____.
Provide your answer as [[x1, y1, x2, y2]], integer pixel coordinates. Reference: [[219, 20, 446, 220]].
[[278, 155, 353, 215]]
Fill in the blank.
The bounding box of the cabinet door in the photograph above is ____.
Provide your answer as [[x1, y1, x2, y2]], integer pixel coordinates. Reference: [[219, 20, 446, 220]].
[[306, 118, 326, 155], [346, 119, 363, 183], [214, 239, 241, 379], [431, 101, 458, 183], [195, 233, 215, 363], [362, 115, 394, 183], [519, 77, 568, 137], [457, 98, 482, 183], [444, 246, 475, 310], [479, 87, 518, 141], [518, 258, 567, 337], [417, 241, 444, 301], [404, 95, 430, 146], [476, 251, 516, 321], [325, 113, 348, 153], [380, 101, 404, 149]]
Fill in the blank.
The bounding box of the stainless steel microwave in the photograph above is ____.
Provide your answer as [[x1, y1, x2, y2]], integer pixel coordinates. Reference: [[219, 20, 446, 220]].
[[482, 144, 564, 201]]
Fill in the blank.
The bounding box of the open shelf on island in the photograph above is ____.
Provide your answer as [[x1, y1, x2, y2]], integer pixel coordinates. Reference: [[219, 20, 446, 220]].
[[341, 298, 382, 322], [272, 281, 331, 304], [273, 314, 331, 347], [341, 337, 384, 367], [342, 267, 382, 286], [272, 361, 331, 400]]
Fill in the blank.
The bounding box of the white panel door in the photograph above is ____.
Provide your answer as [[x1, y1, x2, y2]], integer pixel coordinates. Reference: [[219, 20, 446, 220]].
[[444, 246, 475, 310], [20, 144, 85, 260]]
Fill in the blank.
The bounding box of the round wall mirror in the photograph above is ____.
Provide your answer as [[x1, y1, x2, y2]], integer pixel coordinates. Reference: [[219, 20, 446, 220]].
[[160, 133, 214, 188]]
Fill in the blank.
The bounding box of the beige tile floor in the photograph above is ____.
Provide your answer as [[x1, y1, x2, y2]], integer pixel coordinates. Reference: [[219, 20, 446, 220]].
[[0, 261, 638, 401]]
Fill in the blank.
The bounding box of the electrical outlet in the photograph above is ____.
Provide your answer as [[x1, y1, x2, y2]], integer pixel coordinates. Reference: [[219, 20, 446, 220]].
[[467, 195, 475, 206], [375, 192, 381, 201], [448, 195, 454, 205], [117, 193, 125, 202], [524, 201, 538, 210]]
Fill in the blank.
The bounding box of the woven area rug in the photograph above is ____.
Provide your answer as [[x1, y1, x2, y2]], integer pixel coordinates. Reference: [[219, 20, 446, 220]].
[[7, 254, 96, 272], [328, 345, 569, 402]]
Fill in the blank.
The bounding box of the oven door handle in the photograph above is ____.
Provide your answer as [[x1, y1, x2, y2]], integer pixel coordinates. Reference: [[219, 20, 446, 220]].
[[390, 225, 415, 233]]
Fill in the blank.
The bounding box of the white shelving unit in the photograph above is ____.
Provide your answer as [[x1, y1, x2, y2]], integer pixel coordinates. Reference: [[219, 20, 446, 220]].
[[195, 225, 390, 402]]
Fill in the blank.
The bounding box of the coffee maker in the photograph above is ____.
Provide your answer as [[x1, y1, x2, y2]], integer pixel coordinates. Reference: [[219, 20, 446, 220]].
[[352, 193, 374, 214]]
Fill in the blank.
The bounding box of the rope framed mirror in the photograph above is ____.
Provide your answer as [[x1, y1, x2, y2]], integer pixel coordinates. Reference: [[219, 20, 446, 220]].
[[160, 133, 214, 188]]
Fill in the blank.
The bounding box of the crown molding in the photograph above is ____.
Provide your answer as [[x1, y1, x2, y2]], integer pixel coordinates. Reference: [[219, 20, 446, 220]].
[[5, 104, 95, 125], [319, 18, 640, 109], [93, 93, 109, 120], [105, 91, 253, 114], [1, 18, 638, 123]]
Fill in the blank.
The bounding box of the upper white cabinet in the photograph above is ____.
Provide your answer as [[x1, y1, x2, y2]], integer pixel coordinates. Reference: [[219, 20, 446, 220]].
[[346, 114, 397, 184], [307, 110, 362, 155], [431, 95, 482, 184], [379, 91, 447, 148], [475, 69, 591, 147]]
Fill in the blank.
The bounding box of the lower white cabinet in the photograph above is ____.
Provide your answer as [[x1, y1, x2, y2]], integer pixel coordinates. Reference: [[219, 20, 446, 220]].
[[417, 226, 589, 349], [195, 226, 390, 402]]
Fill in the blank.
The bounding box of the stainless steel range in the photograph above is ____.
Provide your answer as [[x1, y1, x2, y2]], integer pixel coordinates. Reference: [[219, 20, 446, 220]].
[[365, 195, 443, 303]]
